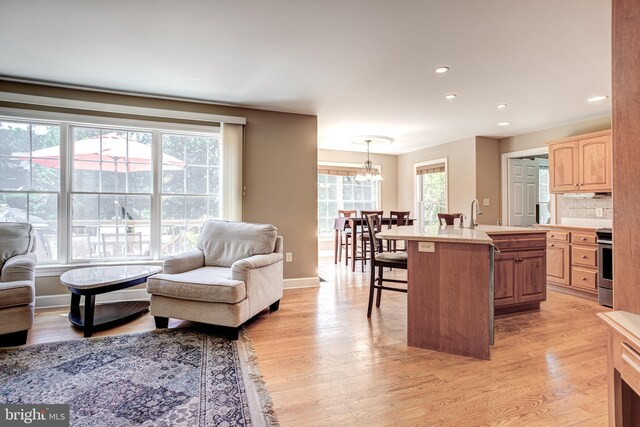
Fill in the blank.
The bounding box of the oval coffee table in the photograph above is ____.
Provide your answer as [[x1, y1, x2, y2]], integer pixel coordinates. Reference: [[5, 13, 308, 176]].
[[60, 265, 162, 337]]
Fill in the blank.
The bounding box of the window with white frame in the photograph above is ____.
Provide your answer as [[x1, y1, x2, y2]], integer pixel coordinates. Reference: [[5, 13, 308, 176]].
[[0, 112, 234, 265], [0, 121, 61, 262], [317, 164, 380, 238], [416, 161, 447, 226]]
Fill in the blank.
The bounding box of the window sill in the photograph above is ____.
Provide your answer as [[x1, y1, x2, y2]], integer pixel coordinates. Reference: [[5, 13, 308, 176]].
[[36, 260, 164, 278]]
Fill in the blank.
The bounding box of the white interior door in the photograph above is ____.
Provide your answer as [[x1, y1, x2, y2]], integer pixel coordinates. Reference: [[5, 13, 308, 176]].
[[509, 158, 539, 226]]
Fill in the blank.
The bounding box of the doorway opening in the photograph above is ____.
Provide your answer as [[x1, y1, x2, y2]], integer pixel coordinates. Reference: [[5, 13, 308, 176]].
[[501, 148, 555, 227]]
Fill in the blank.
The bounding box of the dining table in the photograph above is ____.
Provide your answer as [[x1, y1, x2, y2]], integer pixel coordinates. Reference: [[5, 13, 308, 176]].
[[333, 216, 415, 271]]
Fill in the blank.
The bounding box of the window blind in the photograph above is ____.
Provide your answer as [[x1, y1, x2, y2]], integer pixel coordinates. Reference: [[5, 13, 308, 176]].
[[317, 165, 359, 177], [416, 163, 445, 175]]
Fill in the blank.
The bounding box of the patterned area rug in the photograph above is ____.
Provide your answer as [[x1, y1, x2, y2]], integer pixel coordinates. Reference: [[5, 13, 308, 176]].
[[0, 328, 278, 427]]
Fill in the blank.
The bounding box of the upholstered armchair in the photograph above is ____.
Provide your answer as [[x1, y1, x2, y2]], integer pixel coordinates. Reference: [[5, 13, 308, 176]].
[[0, 223, 37, 346], [147, 220, 283, 339]]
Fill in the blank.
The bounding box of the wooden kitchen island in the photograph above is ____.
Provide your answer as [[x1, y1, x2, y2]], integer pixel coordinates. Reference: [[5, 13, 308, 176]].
[[377, 225, 546, 360]]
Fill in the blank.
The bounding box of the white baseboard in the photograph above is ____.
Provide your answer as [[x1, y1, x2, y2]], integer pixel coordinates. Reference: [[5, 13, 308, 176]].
[[35, 289, 150, 309], [283, 277, 320, 289]]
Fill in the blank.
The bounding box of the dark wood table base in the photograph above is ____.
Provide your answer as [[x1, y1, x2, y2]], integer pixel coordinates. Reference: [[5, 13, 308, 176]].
[[69, 293, 150, 337]]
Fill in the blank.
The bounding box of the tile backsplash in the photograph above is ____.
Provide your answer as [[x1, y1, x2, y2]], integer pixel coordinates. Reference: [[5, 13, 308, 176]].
[[561, 195, 613, 219]]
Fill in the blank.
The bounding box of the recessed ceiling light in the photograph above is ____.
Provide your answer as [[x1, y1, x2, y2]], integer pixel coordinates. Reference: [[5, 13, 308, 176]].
[[496, 103, 508, 109], [445, 94, 457, 100], [434, 66, 450, 74], [497, 121, 511, 126], [587, 95, 608, 102]]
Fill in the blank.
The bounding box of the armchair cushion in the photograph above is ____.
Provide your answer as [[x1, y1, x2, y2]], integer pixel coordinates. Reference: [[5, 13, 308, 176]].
[[147, 267, 246, 304], [0, 223, 35, 273], [0, 280, 34, 308], [197, 220, 277, 267]]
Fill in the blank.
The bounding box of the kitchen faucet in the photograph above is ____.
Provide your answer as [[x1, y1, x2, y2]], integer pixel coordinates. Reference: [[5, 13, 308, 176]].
[[469, 199, 482, 229]]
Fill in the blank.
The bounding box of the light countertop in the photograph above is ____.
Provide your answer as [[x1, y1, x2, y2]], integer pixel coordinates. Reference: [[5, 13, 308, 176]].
[[377, 224, 542, 245]]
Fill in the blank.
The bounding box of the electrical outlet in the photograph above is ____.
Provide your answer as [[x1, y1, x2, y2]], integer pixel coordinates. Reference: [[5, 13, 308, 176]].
[[285, 252, 293, 262], [596, 207, 604, 217], [418, 242, 435, 252], [483, 198, 490, 206]]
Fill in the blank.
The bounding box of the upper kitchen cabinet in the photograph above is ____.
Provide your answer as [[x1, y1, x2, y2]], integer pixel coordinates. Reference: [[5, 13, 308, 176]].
[[547, 129, 612, 193]]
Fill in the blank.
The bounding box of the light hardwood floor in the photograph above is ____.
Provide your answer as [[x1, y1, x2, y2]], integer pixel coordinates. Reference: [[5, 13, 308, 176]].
[[27, 258, 609, 426]]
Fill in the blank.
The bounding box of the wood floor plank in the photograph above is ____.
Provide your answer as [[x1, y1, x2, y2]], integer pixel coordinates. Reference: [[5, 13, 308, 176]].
[[23, 257, 609, 425]]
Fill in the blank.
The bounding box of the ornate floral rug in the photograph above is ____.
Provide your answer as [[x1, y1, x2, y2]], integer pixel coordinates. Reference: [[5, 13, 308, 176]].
[[0, 328, 278, 426]]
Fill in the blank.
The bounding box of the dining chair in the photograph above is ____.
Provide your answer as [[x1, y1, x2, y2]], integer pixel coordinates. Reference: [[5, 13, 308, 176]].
[[388, 210, 411, 252], [336, 210, 357, 265], [364, 213, 408, 317], [357, 210, 384, 272], [437, 213, 464, 226]]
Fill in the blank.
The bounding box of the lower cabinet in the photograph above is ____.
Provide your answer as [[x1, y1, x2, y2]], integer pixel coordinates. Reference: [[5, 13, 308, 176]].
[[546, 241, 570, 286], [489, 232, 547, 314], [540, 227, 598, 297]]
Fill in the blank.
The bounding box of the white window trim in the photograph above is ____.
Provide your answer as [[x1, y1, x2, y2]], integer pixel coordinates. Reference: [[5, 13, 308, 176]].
[[413, 157, 448, 227], [0, 108, 239, 276]]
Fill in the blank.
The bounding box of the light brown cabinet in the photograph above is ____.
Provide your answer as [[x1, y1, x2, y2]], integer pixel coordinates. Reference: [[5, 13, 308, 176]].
[[546, 241, 570, 286], [548, 130, 612, 193], [489, 232, 547, 314], [539, 226, 598, 297]]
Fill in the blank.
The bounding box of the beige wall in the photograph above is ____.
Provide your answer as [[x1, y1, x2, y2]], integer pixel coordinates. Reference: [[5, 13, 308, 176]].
[[397, 137, 476, 216], [499, 115, 611, 154], [318, 149, 398, 212], [0, 81, 318, 296], [475, 137, 501, 225]]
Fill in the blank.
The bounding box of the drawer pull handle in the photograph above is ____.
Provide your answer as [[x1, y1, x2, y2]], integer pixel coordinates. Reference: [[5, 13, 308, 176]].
[[581, 238, 587, 241], [582, 277, 587, 280], [550, 235, 554, 237], [581, 255, 587, 259], [549, 244, 555, 247]]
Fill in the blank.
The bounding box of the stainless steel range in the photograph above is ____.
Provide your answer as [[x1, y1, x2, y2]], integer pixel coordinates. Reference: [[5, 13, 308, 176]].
[[597, 228, 613, 307]]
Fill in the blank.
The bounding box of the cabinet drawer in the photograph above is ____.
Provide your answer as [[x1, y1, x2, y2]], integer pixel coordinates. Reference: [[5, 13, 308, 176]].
[[621, 342, 640, 397], [572, 245, 598, 268], [571, 266, 597, 291], [572, 232, 597, 245], [546, 231, 569, 242]]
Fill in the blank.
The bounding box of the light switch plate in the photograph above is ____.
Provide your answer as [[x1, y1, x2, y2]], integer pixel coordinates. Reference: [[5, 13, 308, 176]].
[[418, 242, 435, 252], [483, 198, 490, 206]]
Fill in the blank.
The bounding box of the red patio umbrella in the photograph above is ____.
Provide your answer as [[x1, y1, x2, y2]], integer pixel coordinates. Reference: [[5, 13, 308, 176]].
[[13, 132, 185, 171]]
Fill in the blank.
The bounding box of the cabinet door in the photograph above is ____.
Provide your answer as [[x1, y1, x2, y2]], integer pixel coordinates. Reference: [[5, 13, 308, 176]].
[[547, 241, 570, 285], [549, 141, 579, 192], [518, 250, 547, 303], [494, 252, 517, 307], [579, 134, 612, 192]]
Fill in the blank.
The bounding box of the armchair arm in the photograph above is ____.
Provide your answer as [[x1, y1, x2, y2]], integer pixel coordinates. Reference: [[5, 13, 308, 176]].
[[163, 250, 205, 274], [1, 253, 37, 283], [231, 253, 283, 282], [0, 280, 34, 306]]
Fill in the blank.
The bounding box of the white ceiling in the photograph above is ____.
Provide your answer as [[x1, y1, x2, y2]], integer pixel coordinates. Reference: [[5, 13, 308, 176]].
[[0, 0, 611, 155]]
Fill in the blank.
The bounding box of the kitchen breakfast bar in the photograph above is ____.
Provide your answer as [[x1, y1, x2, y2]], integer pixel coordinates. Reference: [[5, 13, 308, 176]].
[[377, 225, 547, 360]]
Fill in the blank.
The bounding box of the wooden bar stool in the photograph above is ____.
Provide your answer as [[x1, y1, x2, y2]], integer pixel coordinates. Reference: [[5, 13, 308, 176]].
[[336, 210, 357, 265], [437, 213, 464, 226]]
